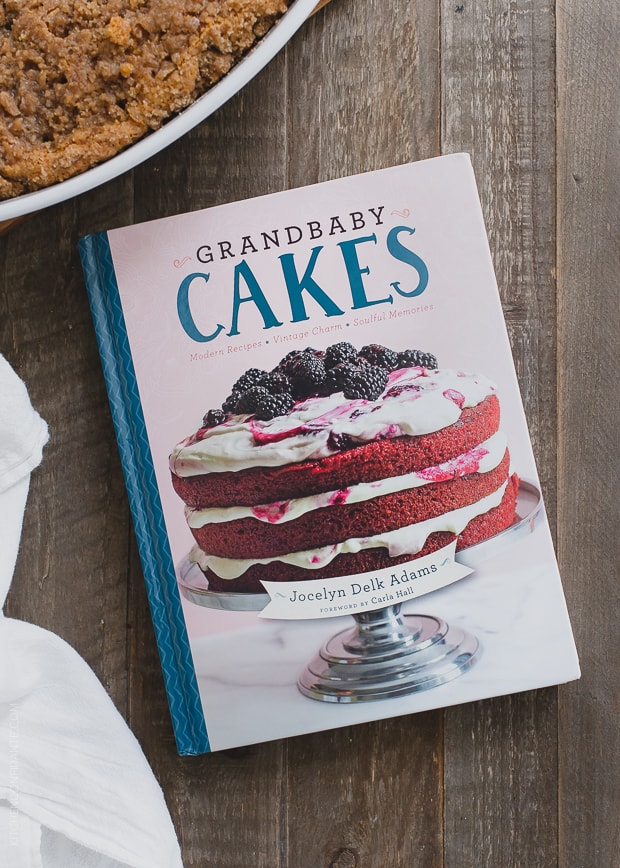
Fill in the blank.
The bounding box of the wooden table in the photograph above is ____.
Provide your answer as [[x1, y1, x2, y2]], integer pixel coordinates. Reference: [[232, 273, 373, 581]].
[[2, 1, 618, 865]]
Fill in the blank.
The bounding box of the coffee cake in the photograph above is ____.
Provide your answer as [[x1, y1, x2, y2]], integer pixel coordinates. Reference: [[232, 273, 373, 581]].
[[0, 0, 291, 199]]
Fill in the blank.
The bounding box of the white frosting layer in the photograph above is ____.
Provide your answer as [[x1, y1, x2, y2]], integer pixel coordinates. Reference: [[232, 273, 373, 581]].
[[189, 480, 509, 579], [170, 367, 497, 477], [186, 432, 508, 529]]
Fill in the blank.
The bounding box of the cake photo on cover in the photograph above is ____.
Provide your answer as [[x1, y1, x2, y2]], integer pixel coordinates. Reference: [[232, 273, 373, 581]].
[[169, 342, 520, 594]]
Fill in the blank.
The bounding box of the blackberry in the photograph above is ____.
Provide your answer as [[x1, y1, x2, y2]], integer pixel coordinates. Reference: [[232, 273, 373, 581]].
[[277, 347, 325, 373], [202, 408, 227, 428], [234, 386, 272, 415], [222, 392, 241, 413], [325, 361, 357, 393], [328, 430, 355, 451], [234, 386, 293, 420], [324, 341, 358, 369], [327, 361, 388, 400], [257, 371, 293, 396], [231, 367, 268, 393], [397, 349, 438, 370], [303, 346, 325, 359], [276, 349, 305, 373], [286, 351, 327, 399], [358, 343, 399, 370], [253, 392, 295, 421]]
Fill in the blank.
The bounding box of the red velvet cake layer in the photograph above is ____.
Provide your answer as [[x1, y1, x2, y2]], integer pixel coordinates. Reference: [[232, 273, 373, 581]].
[[189, 451, 511, 560], [201, 473, 520, 592], [172, 394, 501, 509]]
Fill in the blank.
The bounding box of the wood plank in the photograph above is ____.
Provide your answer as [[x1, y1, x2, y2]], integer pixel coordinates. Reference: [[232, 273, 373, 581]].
[[286, 0, 440, 186], [440, 1, 560, 864], [556, 2, 620, 866], [0, 215, 31, 236], [286, 715, 444, 868], [126, 537, 287, 868], [284, 1, 444, 865], [126, 49, 294, 868], [1, 183, 133, 712]]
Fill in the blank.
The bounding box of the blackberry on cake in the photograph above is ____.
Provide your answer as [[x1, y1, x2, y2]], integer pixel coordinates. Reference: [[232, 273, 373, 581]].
[[257, 372, 292, 395], [325, 360, 388, 400], [283, 350, 328, 399], [397, 349, 439, 370], [324, 342, 359, 368], [358, 344, 400, 370], [202, 409, 227, 429], [231, 368, 269, 394]]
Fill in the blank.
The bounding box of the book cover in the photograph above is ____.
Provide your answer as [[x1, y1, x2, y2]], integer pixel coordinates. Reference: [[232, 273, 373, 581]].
[[79, 153, 579, 755]]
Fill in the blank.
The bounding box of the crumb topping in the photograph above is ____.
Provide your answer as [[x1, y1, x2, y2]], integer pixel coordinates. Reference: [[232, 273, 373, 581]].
[[0, 0, 290, 199]]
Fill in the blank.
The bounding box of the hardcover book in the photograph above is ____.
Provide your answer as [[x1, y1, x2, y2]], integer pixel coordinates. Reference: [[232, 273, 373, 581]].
[[79, 154, 579, 755]]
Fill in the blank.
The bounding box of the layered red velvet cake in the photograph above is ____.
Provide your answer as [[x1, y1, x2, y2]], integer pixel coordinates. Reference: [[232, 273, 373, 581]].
[[170, 343, 519, 592]]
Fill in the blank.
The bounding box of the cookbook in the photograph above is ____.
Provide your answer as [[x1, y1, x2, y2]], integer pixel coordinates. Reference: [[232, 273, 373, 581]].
[[79, 154, 579, 755]]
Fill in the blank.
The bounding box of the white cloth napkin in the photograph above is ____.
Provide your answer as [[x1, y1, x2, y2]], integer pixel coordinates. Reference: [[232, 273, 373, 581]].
[[0, 354, 184, 868]]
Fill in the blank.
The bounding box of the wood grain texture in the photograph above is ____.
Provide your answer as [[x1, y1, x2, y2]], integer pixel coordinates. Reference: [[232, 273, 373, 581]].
[[0, 189, 133, 710], [441, 3, 560, 865], [283, 4, 445, 867], [129, 50, 293, 868], [556, 2, 620, 866], [1, 1, 617, 865], [285, 714, 443, 868]]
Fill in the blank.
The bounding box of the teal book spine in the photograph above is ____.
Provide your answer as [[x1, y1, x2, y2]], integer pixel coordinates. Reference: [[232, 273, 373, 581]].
[[78, 231, 210, 756]]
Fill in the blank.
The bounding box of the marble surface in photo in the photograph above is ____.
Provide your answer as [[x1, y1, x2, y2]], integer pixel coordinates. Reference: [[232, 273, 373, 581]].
[[185, 514, 579, 751]]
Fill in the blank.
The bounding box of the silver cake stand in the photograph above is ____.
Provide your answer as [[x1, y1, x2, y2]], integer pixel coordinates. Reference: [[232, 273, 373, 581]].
[[178, 480, 542, 703]]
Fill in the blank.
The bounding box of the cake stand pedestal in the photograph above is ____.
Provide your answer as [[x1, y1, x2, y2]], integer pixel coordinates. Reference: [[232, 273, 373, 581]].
[[178, 480, 541, 703], [296, 606, 479, 702]]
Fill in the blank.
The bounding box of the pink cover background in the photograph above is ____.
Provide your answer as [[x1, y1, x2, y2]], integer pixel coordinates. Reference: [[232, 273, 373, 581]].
[[107, 154, 540, 637]]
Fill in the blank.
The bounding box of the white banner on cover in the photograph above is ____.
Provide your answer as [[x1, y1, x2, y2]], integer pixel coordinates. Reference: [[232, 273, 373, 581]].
[[259, 541, 473, 620]]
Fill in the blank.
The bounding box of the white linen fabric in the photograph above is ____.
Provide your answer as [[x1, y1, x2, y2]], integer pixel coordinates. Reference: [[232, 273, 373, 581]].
[[0, 354, 184, 867]]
